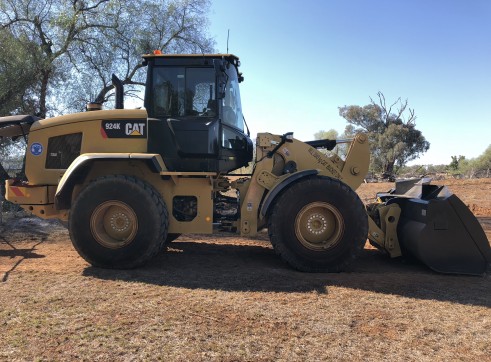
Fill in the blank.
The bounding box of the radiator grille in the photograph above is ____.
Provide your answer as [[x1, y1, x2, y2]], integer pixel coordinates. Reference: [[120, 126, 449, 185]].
[[45, 133, 82, 169]]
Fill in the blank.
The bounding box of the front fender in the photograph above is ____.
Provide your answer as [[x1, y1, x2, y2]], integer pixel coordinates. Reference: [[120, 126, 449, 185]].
[[259, 169, 318, 218]]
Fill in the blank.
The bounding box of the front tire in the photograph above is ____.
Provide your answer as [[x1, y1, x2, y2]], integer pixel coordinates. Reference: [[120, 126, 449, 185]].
[[268, 176, 368, 272], [69, 175, 168, 268]]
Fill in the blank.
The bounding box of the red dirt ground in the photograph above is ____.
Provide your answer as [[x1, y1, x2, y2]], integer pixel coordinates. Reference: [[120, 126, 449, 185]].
[[0, 178, 490, 361]]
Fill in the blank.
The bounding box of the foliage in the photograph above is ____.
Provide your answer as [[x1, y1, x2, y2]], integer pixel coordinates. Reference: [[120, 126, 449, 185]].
[[449, 145, 491, 178], [0, 138, 25, 170], [0, 28, 42, 115], [314, 129, 338, 140], [338, 92, 430, 177], [0, 137, 25, 196], [449, 155, 465, 171], [314, 129, 338, 155], [0, 0, 214, 117], [314, 128, 349, 157], [398, 163, 447, 178]]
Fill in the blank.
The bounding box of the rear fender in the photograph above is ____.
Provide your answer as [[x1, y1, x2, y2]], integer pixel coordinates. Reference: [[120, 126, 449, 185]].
[[55, 153, 165, 210]]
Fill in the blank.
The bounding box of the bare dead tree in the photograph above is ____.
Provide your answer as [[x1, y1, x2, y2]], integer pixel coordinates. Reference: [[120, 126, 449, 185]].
[[370, 91, 417, 126]]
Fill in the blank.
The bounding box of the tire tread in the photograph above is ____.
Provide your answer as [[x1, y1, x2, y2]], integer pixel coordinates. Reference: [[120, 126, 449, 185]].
[[268, 176, 367, 272]]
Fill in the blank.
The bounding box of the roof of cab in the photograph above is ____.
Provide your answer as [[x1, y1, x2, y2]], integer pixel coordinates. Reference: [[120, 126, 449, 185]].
[[142, 53, 239, 61]]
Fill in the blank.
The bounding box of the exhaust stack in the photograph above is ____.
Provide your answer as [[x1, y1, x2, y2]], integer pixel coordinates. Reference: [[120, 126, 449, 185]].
[[86, 102, 102, 111], [112, 74, 124, 109]]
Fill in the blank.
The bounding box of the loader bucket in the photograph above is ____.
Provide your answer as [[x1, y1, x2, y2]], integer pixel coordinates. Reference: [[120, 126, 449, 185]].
[[379, 179, 491, 275]]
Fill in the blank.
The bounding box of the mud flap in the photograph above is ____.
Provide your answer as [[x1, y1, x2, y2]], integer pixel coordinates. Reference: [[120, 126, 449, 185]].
[[386, 187, 491, 275]]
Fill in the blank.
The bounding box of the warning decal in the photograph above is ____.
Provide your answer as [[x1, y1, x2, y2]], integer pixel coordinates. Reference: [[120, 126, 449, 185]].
[[101, 120, 147, 138]]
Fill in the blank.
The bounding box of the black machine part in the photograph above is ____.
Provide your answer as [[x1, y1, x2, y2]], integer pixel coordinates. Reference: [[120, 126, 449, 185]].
[[379, 179, 491, 275], [0, 115, 41, 184], [0, 114, 39, 140]]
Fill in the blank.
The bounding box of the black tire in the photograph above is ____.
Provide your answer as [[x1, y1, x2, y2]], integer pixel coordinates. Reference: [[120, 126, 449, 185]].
[[69, 175, 168, 268], [165, 233, 181, 244], [268, 176, 368, 272]]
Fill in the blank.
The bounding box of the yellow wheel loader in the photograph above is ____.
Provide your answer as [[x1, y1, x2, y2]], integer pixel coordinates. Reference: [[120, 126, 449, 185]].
[[1, 53, 490, 274]]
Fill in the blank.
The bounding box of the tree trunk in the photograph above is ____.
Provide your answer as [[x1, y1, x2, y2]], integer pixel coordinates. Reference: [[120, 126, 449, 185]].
[[95, 83, 114, 104], [383, 161, 395, 179], [0, 162, 9, 199], [39, 69, 51, 118]]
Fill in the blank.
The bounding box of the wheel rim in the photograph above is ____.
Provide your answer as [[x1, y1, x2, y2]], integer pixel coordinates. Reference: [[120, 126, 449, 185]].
[[294, 202, 344, 251], [90, 201, 138, 249]]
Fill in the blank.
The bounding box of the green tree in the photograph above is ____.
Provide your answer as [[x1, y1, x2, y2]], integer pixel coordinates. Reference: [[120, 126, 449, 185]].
[[313, 128, 352, 157], [339, 92, 429, 177], [0, 0, 214, 117], [474, 145, 491, 172], [449, 155, 465, 171], [0, 29, 41, 115], [0, 137, 25, 197], [78, 0, 215, 109], [0, 0, 121, 117], [314, 129, 338, 140], [462, 145, 491, 178]]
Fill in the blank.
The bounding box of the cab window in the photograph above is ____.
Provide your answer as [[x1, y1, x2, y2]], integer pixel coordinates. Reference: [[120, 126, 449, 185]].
[[151, 67, 216, 118], [222, 67, 244, 131]]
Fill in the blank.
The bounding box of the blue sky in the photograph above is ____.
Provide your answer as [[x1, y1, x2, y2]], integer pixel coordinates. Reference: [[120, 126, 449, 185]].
[[208, 0, 491, 165]]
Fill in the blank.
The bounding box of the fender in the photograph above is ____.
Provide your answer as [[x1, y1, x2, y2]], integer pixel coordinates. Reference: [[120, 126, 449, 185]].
[[55, 153, 165, 210], [260, 169, 318, 218]]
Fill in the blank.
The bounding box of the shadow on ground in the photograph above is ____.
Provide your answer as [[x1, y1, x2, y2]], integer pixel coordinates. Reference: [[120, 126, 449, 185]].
[[0, 239, 46, 282], [83, 238, 491, 307]]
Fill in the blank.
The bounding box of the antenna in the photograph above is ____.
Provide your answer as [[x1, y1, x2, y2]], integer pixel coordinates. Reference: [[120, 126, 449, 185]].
[[227, 29, 230, 53]]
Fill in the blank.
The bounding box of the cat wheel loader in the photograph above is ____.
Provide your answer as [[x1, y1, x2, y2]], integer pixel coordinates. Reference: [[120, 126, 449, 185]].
[[1, 53, 490, 275]]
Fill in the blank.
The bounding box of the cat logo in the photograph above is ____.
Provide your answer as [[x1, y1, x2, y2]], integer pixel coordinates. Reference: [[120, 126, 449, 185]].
[[125, 123, 146, 136], [101, 120, 147, 139]]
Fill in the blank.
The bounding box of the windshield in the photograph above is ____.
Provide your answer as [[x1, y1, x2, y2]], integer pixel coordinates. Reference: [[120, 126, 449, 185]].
[[222, 66, 244, 131], [146, 61, 244, 132], [150, 67, 216, 118]]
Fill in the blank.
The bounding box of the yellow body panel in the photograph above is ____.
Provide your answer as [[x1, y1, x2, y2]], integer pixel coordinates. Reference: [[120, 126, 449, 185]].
[[5, 179, 56, 205], [5, 179, 67, 220], [25, 109, 148, 185], [157, 177, 214, 234], [72, 160, 213, 234]]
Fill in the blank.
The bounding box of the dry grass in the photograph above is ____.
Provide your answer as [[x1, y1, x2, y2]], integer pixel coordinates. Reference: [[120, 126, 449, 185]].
[[1, 179, 490, 361]]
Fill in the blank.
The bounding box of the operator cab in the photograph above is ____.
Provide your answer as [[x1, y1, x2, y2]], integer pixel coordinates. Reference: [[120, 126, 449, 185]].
[[143, 53, 253, 173]]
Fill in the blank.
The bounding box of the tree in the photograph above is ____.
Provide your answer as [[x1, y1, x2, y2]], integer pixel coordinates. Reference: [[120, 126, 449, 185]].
[[0, 0, 214, 117], [314, 129, 338, 141], [456, 145, 491, 178], [0, 0, 121, 117], [0, 28, 42, 115], [449, 155, 465, 171], [474, 145, 491, 173], [76, 0, 215, 109], [313, 128, 351, 157], [339, 92, 429, 177], [0, 137, 25, 197]]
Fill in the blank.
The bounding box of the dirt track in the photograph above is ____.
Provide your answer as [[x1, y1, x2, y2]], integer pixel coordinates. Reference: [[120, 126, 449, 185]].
[[1, 179, 490, 361]]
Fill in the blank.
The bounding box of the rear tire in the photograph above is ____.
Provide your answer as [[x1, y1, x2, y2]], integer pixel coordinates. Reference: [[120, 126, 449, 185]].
[[69, 175, 168, 268], [268, 176, 367, 272]]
